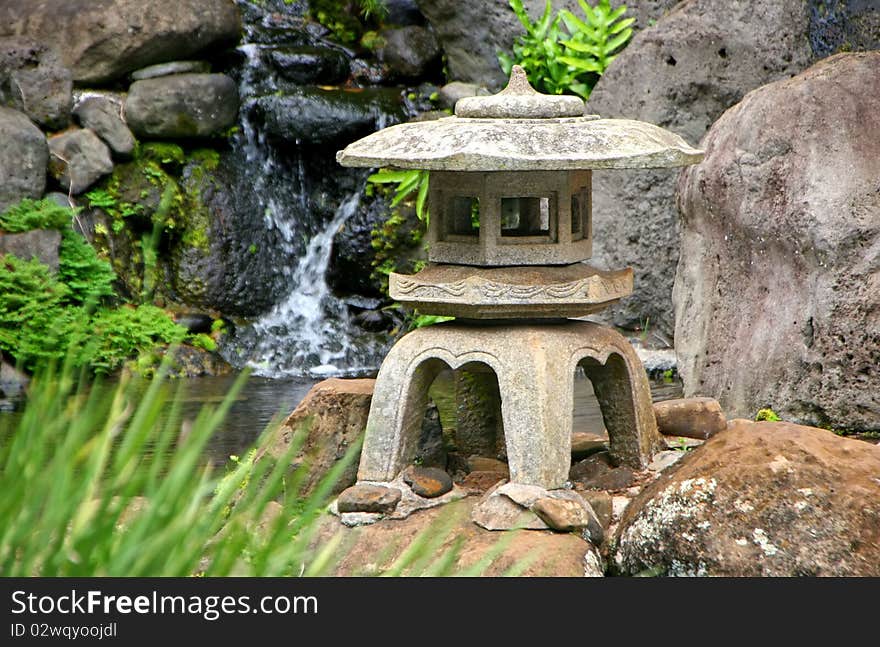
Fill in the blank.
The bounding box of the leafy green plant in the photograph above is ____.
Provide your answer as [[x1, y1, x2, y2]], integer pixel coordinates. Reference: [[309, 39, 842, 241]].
[[0, 359, 524, 576], [367, 169, 430, 225], [0, 198, 72, 232], [498, 0, 633, 99], [755, 408, 782, 422]]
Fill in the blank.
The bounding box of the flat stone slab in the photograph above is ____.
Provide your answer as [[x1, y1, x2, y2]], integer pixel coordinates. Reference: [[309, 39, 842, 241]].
[[390, 263, 633, 319]]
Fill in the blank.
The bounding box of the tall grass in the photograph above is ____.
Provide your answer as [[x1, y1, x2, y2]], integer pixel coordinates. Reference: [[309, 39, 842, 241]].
[[0, 355, 526, 577]]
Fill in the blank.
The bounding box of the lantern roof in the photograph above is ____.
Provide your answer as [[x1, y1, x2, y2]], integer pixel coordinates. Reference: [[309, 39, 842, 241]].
[[337, 66, 703, 172]]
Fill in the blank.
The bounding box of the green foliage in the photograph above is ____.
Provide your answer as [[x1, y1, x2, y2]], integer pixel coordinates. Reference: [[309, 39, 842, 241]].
[[755, 408, 782, 422], [311, 0, 388, 45], [498, 0, 633, 99], [0, 361, 521, 576], [190, 333, 218, 352], [409, 313, 455, 329], [367, 169, 430, 225], [0, 198, 72, 232], [57, 230, 116, 304]]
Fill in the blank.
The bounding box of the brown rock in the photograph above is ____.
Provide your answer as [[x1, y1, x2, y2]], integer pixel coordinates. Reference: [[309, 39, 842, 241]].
[[583, 467, 636, 492], [266, 378, 374, 498], [571, 432, 607, 459], [580, 490, 613, 530], [466, 456, 509, 474], [532, 497, 595, 534], [653, 397, 726, 439], [615, 421, 880, 576], [472, 484, 548, 531], [312, 498, 601, 576], [403, 466, 453, 498], [569, 451, 613, 483], [460, 471, 507, 494], [337, 484, 401, 514], [675, 53, 880, 432]]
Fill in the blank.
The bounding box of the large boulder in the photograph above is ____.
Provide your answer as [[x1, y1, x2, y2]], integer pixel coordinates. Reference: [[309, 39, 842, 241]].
[[415, 0, 676, 90], [125, 73, 239, 139], [266, 378, 375, 497], [614, 420, 880, 576], [674, 52, 880, 431], [47, 128, 114, 194], [0, 37, 72, 130], [377, 26, 441, 80], [312, 497, 603, 576], [0, 107, 48, 211], [0, 0, 241, 85], [585, 0, 816, 336]]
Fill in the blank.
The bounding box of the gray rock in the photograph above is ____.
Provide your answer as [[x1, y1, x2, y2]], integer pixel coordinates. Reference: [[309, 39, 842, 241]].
[[47, 128, 113, 194], [0, 359, 29, 399], [0, 0, 241, 84], [497, 482, 548, 508], [73, 97, 135, 158], [0, 37, 72, 130], [675, 52, 880, 431], [337, 484, 402, 514], [44, 192, 72, 208], [647, 450, 684, 472], [614, 421, 880, 576], [437, 81, 490, 110], [471, 484, 549, 531], [385, 0, 426, 26], [0, 229, 62, 272], [251, 86, 406, 146], [403, 466, 453, 498], [0, 107, 47, 211], [416, 0, 676, 90], [653, 397, 727, 440], [267, 47, 349, 85], [131, 60, 211, 81], [378, 26, 440, 80], [585, 0, 819, 336], [125, 73, 239, 139]]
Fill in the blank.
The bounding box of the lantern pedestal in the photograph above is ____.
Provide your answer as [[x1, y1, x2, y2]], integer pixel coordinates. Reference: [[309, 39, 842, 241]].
[[356, 320, 665, 491]]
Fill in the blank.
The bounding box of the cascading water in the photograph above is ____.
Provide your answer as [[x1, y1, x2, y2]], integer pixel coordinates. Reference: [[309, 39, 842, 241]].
[[220, 3, 402, 377]]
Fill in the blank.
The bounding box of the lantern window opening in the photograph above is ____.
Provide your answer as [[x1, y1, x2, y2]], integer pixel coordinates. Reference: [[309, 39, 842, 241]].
[[498, 194, 556, 245], [444, 195, 481, 241]]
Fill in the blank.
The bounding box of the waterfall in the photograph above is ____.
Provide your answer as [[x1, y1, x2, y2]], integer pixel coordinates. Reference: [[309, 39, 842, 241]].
[[219, 13, 391, 378]]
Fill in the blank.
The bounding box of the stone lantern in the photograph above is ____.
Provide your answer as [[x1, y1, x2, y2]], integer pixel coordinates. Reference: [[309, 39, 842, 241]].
[[335, 67, 703, 527]]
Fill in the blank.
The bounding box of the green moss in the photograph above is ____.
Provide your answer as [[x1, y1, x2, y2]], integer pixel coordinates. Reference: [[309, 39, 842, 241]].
[[755, 408, 782, 422], [0, 198, 72, 232], [139, 142, 186, 170]]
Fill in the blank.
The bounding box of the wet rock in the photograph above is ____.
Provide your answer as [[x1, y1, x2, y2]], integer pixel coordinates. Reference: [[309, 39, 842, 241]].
[[571, 432, 607, 459], [653, 397, 726, 440], [161, 344, 232, 378], [314, 497, 598, 576], [437, 81, 490, 110], [675, 53, 880, 431], [403, 466, 453, 498], [614, 420, 880, 576], [47, 128, 113, 194], [337, 484, 402, 514], [73, 96, 135, 158], [0, 37, 72, 130], [586, 0, 816, 336], [131, 60, 211, 81], [126, 73, 239, 138], [173, 313, 214, 334], [0, 229, 61, 272], [251, 86, 406, 146], [267, 47, 349, 85], [378, 26, 440, 80], [385, 0, 426, 26], [0, 107, 48, 211], [352, 309, 391, 333], [268, 378, 374, 497], [0, 0, 241, 84]]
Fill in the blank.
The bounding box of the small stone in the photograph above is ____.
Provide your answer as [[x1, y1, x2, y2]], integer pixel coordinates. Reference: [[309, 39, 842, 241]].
[[437, 81, 490, 110], [403, 466, 453, 498], [337, 484, 401, 514], [611, 496, 630, 522], [496, 482, 548, 508], [569, 451, 613, 483], [648, 450, 686, 472], [532, 497, 591, 532], [47, 128, 114, 194], [653, 397, 727, 439], [73, 96, 135, 158], [460, 471, 506, 494], [583, 467, 636, 491], [131, 60, 211, 80], [580, 490, 613, 529], [571, 432, 607, 459], [471, 486, 548, 531]]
